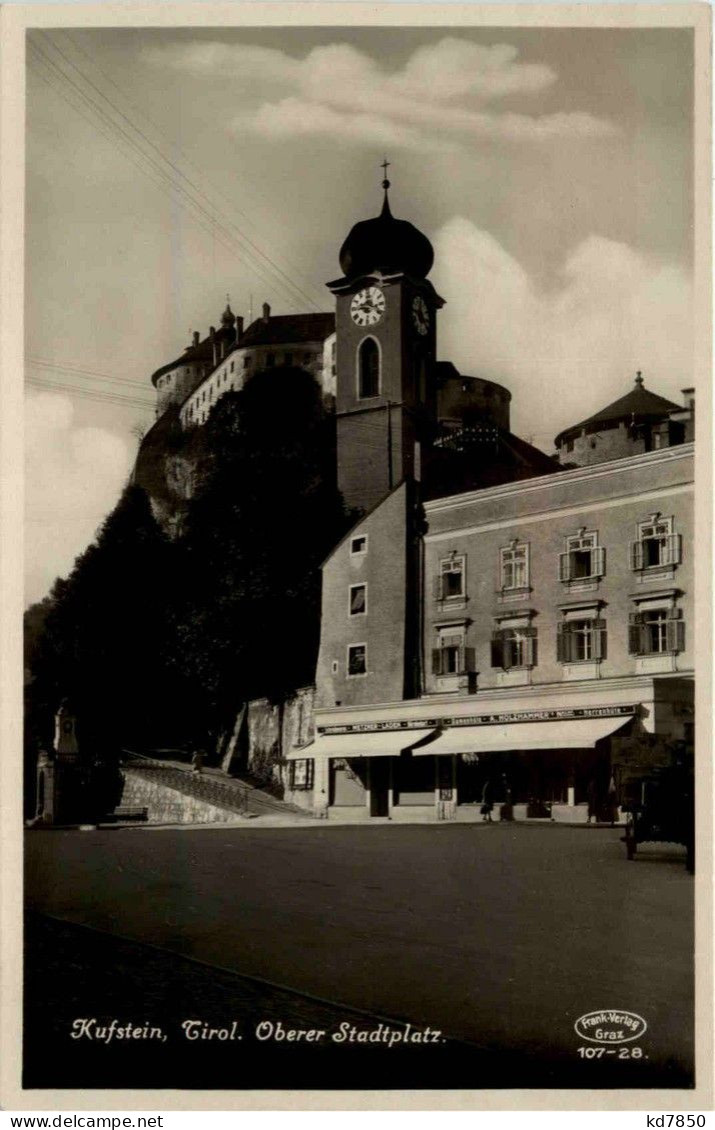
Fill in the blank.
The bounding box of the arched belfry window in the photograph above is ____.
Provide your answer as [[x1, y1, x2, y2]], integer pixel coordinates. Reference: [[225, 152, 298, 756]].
[[358, 337, 380, 400]]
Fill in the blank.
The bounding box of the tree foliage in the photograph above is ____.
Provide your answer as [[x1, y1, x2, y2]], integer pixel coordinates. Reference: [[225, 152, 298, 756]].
[[25, 368, 350, 758]]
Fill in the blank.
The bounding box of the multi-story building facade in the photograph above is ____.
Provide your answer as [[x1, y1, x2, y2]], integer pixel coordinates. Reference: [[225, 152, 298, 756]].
[[179, 306, 336, 428], [284, 181, 696, 824], [294, 442, 694, 821]]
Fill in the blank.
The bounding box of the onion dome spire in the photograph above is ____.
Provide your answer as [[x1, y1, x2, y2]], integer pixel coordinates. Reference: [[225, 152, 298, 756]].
[[338, 160, 434, 281], [381, 157, 392, 215], [220, 295, 236, 328]]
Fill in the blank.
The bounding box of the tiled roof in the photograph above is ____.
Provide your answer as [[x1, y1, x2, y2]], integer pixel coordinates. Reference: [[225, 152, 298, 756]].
[[555, 380, 681, 446], [150, 326, 234, 386], [239, 312, 335, 348]]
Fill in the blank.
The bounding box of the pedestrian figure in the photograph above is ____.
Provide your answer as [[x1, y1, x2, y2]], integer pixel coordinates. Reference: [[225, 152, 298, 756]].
[[586, 778, 598, 824], [480, 778, 495, 822], [607, 774, 618, 826], [499, 774, 514, 822], [191, 747, 205, 776]]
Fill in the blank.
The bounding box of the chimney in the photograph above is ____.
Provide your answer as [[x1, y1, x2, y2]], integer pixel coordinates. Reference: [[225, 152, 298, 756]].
[[262, 302, 270, 323], [210, 326, 217, 367], [192, 331, 200, 348], [681, 387, 695, 411], [235, 316, 244, 341]]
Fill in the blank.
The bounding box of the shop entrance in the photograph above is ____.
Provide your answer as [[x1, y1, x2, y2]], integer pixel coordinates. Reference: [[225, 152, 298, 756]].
[[369, 759, 390, 817]]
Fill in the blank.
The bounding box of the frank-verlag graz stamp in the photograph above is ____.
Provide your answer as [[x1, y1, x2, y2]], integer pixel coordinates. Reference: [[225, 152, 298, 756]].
[[20, 12, 701, 1098]]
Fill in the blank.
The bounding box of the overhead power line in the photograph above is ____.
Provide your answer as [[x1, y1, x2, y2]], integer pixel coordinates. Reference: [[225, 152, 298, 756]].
[[27, 376, 155, 411], [55, 29, 329, 311], [28, 356, 151, 392], [28, 35, 327, 315]]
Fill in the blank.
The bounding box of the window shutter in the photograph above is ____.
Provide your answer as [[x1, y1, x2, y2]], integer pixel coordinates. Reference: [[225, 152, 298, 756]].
[[559, 552, 570, 582], [524, 626, 537, 667], [306, 760, 314, 790], [630, 541, 644, 570], [628, 613, 643, 655], [556, 621, 567, 663], [463, 646, 476, 673], [593, 618, 607, 660], [433, 575, 443, 601], [666, 609, 684, 653], [432, 648, 443, 676], [593, 545, 606, 577], [490, 633, 504, 669], [664, 532, 682, 566]]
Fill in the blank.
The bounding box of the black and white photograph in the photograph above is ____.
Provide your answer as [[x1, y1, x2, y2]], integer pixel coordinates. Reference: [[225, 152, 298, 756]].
[[2, 1, 712, 1109]]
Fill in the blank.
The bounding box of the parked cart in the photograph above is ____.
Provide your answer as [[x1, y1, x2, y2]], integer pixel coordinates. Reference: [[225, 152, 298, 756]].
[[620, 756, 694, 872]]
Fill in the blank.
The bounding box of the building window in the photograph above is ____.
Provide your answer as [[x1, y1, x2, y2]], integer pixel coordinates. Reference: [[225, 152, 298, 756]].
[[557, 617, 607, 662], [350, 535, 367, 556], [289, 759, 314, 790], [230, 362, 234, 373], [435, 556, 465, 601], [432, 627, 474, 676], [500, 542, 529, 591], [559, 531, 605, 582], [244, 355, 251, 369], [267, 352, 276, 367], [491, 624, 537, 669], [358, 338, 380, 399], [303, 352, 313, 365], [284, 352, 293, 367], [349, 583, 367, 617], [629, 608, 684, 655], [347, 643, 367, 677], [630, 516, 681, 570]]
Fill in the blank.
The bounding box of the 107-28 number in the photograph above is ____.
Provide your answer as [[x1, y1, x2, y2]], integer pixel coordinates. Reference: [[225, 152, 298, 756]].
[[578, 1046, 644, 1059]]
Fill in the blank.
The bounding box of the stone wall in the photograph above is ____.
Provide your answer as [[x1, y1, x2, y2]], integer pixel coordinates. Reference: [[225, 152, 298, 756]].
[[120, 768, 239, 824], [219, 688, 317, 813]]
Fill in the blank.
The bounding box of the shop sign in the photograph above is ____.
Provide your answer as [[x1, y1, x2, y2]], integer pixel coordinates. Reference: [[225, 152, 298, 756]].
[[319, 704, 637, 737]]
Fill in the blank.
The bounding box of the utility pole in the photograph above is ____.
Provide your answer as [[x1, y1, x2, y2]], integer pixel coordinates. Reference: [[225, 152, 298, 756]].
[[387, 400, 393, 489]]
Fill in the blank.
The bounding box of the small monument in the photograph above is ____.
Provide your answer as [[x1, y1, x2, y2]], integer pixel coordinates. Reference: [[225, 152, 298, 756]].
[[33, 699, 82, 825]]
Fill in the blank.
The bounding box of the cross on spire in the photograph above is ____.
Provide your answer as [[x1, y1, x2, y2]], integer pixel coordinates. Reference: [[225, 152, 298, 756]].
[[381, 157, 391, 190]]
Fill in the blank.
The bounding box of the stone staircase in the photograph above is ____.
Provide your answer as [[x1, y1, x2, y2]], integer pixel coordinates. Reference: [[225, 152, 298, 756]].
[[118, 751, 312, 824]]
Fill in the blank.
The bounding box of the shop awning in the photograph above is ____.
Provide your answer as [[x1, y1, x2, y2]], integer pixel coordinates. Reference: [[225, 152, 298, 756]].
[[286, 728, 437, 760], [413, 716, 631, 756]]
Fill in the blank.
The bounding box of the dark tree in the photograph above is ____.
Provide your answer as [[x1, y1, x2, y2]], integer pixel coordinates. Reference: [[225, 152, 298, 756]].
[[25, 366, 350, 766], [174, 367, 349, 737], [25, 483, 179, 755]]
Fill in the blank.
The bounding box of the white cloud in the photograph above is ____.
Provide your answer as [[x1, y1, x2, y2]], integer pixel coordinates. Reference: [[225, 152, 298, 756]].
[[145, 38, 617, 150], [240, 98, 459, 154], [25, 391, 135, 605], [432, 218, 693, 449]]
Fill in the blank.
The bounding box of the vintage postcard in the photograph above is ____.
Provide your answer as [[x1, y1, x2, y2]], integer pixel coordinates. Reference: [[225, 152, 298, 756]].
[[0, 0, 712, 1112]]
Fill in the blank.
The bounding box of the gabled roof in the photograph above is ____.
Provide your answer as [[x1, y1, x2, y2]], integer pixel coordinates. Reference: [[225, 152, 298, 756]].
[[239, 312, 335, 349], [554, 376, 681, 447]]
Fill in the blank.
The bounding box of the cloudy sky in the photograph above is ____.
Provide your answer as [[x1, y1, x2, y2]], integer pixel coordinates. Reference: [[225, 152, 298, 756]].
[[25, 24, 694, 605]]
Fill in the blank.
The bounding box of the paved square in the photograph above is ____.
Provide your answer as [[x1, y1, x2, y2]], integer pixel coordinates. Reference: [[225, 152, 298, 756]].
[[25, 823, 693, 1086]]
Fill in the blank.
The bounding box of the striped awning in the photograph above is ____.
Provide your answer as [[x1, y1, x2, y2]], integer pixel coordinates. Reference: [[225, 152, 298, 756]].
[[286, 728, 437, 760], [412, 716, 631, 756]]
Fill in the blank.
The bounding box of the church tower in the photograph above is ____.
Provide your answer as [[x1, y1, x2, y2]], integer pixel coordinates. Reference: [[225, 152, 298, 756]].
[[327, 166, 445, 513]]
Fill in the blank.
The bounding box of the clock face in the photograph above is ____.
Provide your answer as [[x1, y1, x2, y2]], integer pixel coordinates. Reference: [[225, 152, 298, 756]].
[[412, 295, 430, 336], [350, 287, 385, 327]]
